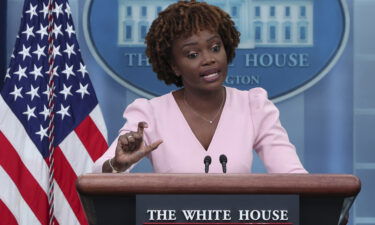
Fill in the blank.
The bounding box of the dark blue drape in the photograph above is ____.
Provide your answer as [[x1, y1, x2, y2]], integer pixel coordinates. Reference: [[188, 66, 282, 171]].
[[0, 0, 6, 90], [304, 0, 353, 175], [304, 40, 354, 174]]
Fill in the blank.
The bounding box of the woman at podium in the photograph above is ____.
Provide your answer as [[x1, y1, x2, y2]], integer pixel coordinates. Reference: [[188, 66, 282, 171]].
[[93, 0, 307, 174]]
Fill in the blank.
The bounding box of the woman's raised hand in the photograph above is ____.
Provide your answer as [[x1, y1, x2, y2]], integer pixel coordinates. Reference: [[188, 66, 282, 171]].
[[108, 122, 162, 172]]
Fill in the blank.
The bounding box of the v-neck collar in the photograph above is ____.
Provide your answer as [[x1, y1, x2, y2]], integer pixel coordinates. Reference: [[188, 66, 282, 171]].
[[170, 87, 229, 152]]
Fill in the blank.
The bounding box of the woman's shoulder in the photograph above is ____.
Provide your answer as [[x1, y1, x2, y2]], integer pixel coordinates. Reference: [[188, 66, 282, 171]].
[[124, 93, 174, 118], [226, 86, 267, 94], [227, 86, 269, 102], [121, 93, 173, 128], [127, 92, 172, 107]]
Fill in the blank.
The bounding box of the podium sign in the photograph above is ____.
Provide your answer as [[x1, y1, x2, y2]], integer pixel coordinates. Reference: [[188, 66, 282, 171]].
[[137, 194, 299, 225], [76, 174, 361, 225]]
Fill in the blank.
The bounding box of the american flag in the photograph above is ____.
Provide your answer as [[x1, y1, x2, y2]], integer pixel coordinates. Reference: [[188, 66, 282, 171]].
[[0, 0, 108, 224]]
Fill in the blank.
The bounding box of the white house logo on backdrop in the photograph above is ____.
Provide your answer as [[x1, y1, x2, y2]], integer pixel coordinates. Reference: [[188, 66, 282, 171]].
[[83, 0, 349, 102]]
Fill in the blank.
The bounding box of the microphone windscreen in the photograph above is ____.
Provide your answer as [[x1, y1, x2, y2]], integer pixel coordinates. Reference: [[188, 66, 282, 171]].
[[220, 154, 227, 163], [204, 155, 212, 165]]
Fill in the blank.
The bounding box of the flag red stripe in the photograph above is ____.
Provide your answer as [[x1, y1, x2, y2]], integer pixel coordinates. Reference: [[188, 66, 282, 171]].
[[0, 132, 49, 225], [52, 217, 60, 225], [75, 116, 108, 161], [53, 146, 88, 225], [0, 199, 18, 225]]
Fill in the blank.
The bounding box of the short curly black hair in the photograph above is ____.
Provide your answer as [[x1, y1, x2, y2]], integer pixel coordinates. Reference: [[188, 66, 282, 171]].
[[145, 0, 240, 87]]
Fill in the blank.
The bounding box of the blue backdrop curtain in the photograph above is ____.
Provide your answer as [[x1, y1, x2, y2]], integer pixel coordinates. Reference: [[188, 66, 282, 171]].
[[0, 0, 6, 90], [305, 0, 353, 174]]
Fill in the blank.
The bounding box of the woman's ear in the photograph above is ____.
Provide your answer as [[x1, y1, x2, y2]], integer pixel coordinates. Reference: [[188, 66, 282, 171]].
[[171, 63, 181, 77]]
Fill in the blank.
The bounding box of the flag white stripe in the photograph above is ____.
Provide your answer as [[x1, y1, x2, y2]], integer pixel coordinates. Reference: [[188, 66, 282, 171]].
[[53, 181, 80, 225], [1, 96, 82, 225], [0, 96, 49, 192], [0, 166, 42, 225], [90, 105, 108, 142], [59, 131, 94, 176], [2, 0, 109, 224]]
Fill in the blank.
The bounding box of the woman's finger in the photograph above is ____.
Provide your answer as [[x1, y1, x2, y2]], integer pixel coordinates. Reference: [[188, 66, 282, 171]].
[[127, 132, 136, 151], [132, 132, 143, 149], [118, 135, 129, 151], [137, 121, 148, 136], [145, 140, 163, 153]]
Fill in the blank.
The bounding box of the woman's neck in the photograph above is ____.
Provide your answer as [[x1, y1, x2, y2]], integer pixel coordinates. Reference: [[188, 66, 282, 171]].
[[182, 86, 226, 113]]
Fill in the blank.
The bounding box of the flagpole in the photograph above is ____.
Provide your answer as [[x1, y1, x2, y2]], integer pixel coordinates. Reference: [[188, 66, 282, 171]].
[[47, 0, 56, 224]]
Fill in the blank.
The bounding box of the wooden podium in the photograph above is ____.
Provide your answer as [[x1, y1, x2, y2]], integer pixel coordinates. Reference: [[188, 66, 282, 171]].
[[76, 174, 360, 225]]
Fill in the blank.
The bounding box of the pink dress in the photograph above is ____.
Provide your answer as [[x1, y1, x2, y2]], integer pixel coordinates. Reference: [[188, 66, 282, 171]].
[[92, 87, 307, 173]]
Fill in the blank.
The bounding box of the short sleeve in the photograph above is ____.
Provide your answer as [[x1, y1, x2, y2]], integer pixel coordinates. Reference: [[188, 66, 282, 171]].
[[91, 98, 155, 173], [249, 88, 307, 173]]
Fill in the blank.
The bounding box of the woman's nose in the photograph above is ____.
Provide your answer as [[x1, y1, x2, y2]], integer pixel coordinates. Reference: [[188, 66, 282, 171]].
[[201, 51, 215, 66]]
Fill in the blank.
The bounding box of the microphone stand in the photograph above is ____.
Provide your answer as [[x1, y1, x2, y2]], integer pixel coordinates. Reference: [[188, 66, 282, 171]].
[[220, 154, 227, 173], [204, 156, 211, 173]]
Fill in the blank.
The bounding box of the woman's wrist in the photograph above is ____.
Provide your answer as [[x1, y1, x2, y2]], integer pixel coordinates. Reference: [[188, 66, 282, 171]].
[[108, 158, 128, 173]]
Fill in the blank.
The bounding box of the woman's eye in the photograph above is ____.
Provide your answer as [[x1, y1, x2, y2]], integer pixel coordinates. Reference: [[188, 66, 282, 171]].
[[187, 52, 198, 59], [212, 44, 221, 52]]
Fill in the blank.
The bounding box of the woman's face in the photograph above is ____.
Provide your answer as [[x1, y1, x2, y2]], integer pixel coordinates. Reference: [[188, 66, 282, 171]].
[[171, 29, 228, 92]]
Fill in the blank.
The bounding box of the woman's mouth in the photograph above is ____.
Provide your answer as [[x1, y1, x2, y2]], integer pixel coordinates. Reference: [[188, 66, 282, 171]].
[[200, 69, 220, 82], [201, 72, 219, 82]]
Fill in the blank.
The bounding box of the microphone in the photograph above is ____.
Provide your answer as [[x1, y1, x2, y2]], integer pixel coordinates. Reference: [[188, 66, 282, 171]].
[[219, 154, 227, 173], [204, 156, 211, 173]]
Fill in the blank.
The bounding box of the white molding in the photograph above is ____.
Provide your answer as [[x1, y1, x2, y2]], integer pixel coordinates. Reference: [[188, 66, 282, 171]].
[[355, 163, 375, 170], [355, 217, 375, 224], [354, 108, 375, 115]]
